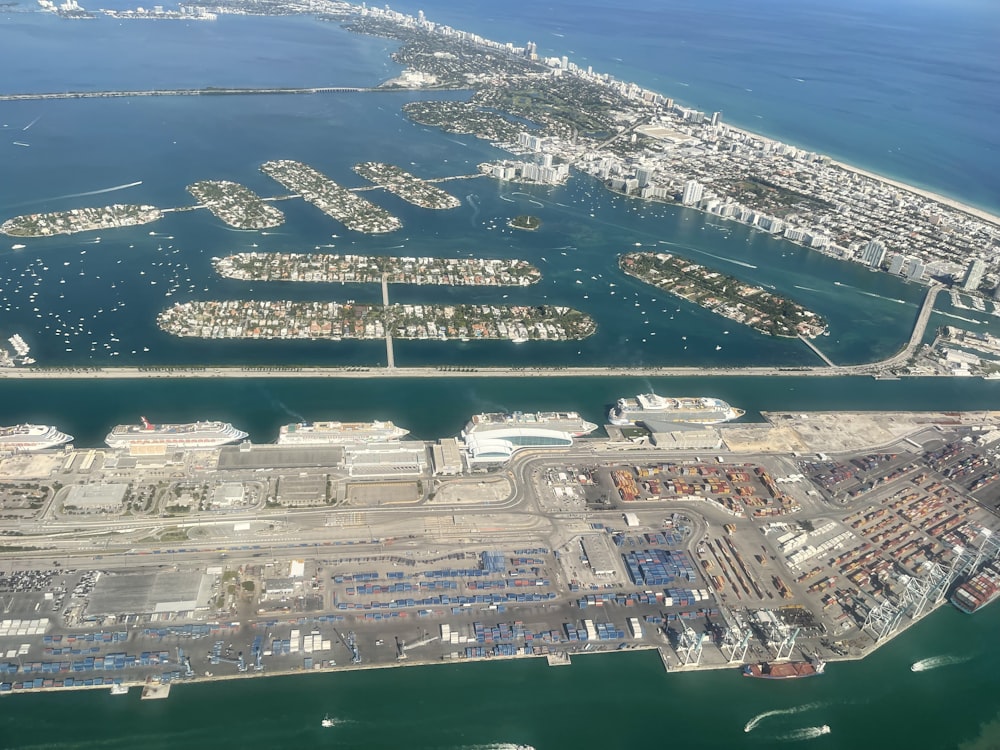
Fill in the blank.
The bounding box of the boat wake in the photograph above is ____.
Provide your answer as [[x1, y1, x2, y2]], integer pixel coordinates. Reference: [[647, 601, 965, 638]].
[[775, 725, 831, 741], [744, 703, 824, 733], [464, 744, 535, 750], [9, 181, 143, 209], [794, 285, 821, 293], [910, 654, 971, 672], [656, 240, 757, 269]]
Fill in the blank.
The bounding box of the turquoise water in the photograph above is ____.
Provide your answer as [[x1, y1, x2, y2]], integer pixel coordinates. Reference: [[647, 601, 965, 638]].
[[2, 4, 1000, 748]]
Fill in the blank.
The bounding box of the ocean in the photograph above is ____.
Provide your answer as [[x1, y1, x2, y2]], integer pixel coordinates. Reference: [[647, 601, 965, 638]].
[[2, 1, 1000, 747]]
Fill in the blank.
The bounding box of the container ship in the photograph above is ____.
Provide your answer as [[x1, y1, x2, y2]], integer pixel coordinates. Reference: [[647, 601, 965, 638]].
[[608, 393, 744, 429], [951, 562, 1000, 614], [277, 420, 409, 446], [742, 659, 825, 679], [105, 417, 248, 453], [0, 424, 73, 452], [464, 411, 598, 437]]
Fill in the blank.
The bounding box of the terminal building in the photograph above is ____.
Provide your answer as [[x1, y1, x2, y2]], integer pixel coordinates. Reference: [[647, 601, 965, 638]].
[[462, 426, 575, 466]]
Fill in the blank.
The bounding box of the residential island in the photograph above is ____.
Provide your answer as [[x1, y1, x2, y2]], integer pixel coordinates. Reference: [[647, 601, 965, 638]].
[[213, 252, 541, 286], [620, 252, 828, 339], [261, 159, 402, 234], [156, 300, 595, 342], [0, 204, 162, 237], [186, 180, 285, 230], [352, 162, 461, 209], [346, 4, 999, 292]]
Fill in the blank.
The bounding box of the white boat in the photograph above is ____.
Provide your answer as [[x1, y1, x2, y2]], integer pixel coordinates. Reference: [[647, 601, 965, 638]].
[[321, 714, 335, 728], [278, 420, 408, 446], [609, 394, 744, 428], [110, 683, 129, 696], [0, 424, 73, 452], [105, 417, 247, 453]]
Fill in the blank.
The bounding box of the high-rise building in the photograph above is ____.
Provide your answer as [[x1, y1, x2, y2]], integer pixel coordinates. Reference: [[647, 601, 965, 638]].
[[859, 240, 886, 268], [682, 180, 703, 206], [905, 260, 926, 281], [711, 111, 722, 127], [888, 254, 908, 275], [963, 258, 986, 292], [635, 167, 653, 188]]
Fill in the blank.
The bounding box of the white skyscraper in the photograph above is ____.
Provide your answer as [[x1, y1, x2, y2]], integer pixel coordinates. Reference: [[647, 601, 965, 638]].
[[682, 180, 703, 206], [859, 240, 886, 268], [963, 258, 986, 292]]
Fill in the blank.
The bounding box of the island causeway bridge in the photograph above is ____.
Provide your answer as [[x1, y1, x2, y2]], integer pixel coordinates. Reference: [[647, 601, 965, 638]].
[[0, 284, 945, 380], [0, 85, 463, 102]]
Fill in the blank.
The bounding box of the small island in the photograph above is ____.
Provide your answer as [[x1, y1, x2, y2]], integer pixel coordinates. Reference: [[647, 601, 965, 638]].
[[0, 204, 162, 237], [402, 100, 524, 143], [186, 180, 284, 229], [509, 215, 541, 231], [352, 162, 461, 209], [620, 251, 828, 339], [214, 252, 540, 286], [260, 159, 401, 234], [156, 300, 595, 342]]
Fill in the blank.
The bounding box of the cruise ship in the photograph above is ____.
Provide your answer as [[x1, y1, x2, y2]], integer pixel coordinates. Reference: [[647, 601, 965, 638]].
[[465, 411, 598, 437], [105, 417, 248, 453], [0, 424, 73, 452], [608, 394, 744, 429], [277, 420, 409, 446], [951, 562, 1000, 614]]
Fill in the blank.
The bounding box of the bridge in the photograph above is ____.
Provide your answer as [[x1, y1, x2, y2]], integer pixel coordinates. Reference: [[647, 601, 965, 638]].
[[0, 270, 945, 381], [0, 85, 462, 102]]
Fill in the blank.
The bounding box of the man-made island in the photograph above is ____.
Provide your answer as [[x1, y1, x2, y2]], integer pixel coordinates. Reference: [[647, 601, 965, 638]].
[[213, 252, 541, 286], [352, 162, 461, 209], [0, 410, 998, 697], [0, 204, 162, 237], [156, 300, 595, 342], [620, 252, 828, 339], [186, 180, 285, 230], [261, 159, 401, 234], [509, 215, 541, 231]]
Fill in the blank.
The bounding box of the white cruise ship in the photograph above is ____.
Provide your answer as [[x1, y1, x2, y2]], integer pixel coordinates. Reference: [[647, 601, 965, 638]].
[[608, 394, 744, 429], [105, 417, 247, 453], [0, 424, 73, 452], [465, 411, 598, 437], [277, 420, 409, 446]]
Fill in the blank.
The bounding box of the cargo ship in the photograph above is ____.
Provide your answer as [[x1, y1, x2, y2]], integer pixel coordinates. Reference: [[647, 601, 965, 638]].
[[951, 562, 1000, 614], [742, 659, 825, 679], [465, 411, 598, 437], [105, 417, 248, 452], [0, 424, 73, 452], [278, 420, 409, 446], [608, 393, 744, 429]]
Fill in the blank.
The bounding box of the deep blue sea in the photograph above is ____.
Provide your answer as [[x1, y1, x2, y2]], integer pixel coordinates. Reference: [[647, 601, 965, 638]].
[[2, 3, 1000, 748]]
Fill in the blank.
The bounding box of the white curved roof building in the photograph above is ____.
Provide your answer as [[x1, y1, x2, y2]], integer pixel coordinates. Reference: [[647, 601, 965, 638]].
[[462, 426, 575, 465]]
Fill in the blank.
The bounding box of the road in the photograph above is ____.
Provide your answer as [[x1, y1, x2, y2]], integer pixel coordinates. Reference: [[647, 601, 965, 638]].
[[0, 283, 942, 381]]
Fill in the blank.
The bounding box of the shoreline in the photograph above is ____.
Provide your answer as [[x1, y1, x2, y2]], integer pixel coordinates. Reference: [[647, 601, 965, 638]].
[[0, 599, 949, 700]]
